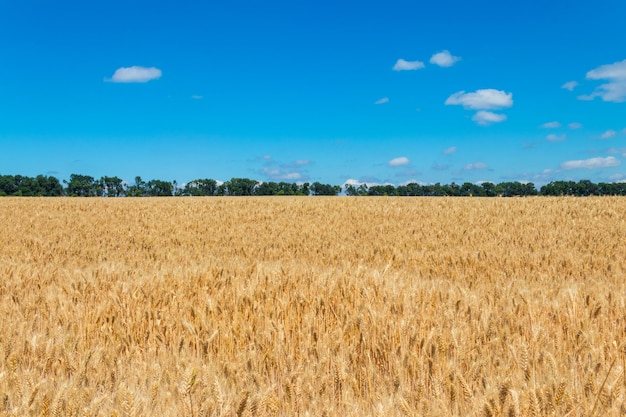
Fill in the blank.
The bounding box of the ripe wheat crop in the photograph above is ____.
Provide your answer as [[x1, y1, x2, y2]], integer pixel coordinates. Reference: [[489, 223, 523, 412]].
[[1, 197, 625, 416]]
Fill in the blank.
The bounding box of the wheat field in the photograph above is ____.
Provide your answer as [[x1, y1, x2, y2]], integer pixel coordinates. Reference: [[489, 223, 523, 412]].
[[0, 197, 625, 417]]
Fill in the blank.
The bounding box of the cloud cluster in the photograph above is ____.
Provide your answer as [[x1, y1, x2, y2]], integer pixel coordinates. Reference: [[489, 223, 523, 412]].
[[106, 66, 162, 83], [388, 156, 410, 167], [258, 156, 311, 181], [546, 134, 566, 142], [472, 111, 506, 125], [393, 59, 425, 71], [445, 89, 513, 125], [393, 50, 461, 71], [261, 168, 302, 181], [579, 59, 626, 102], [429, 50, 461, 67], [560, 156, 620, 170], [464, 162, 488, 170], [600, 130, 617, 139], [445, 89, 513, 110], [562, 81, 579, 91]]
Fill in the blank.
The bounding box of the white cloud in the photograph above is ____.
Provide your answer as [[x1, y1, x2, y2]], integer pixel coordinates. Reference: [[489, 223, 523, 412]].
[[472, 111, 507, 125], [609, 173, 625, 181], [579, 59, 626, 102], [388, 156, 410, 167], [443, 146, 457, 155], [541, 121, 561, 128], [445, 89, 513, 110], [560, 156, 620, 170], [568, 122, 583, 129], [344, 178, 362, 186], [262, 167, 302, 181], [344, 178, 393, 187], [429, 50, 461, 67], [432, 163, 450, 171], [546, 133, 566, 142], [395, 169, 421, 178], [607, 147, 626, 156], [106, 66, 162, 83], [375, 97, 389, 104], [291, 159, 311, 166], [562, 81, 579, 91], [192, 95, 203, 99], [393, 59, 425, 71], [464, 162, 488, 170], [587, 59, 626, 80], [600, 130, 617, 139]]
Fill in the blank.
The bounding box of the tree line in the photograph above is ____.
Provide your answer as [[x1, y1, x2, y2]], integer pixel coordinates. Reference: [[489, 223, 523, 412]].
[[1, 173, 626, 197]]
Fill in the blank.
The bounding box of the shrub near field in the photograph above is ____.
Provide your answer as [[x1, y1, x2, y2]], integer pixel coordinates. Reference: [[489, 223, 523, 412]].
[[0, 197, 625, 417]]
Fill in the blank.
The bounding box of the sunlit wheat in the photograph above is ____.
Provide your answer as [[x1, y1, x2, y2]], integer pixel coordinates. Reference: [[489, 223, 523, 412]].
[[0, 197, 624, 416]]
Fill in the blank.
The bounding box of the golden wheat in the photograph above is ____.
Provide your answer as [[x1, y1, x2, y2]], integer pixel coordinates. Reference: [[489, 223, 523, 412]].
[[1, 197, 625, 416]]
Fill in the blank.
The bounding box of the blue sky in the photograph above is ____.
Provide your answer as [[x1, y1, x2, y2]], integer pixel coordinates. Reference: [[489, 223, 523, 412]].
[[1, 0, 626, 186]]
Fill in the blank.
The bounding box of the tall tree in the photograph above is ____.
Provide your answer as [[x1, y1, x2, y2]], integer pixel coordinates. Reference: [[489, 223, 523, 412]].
[[65, 174, 97, 196], [183, 179, 218, 196]]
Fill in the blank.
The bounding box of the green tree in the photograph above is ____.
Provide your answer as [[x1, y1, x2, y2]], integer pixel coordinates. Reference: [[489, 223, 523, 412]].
[[221, 178, 258, 196], [65, 174, 97, 196], [101, 176, 125, 197], [481, 182, 498, 197], [256, 181, 279, 196], [126, 176, 147, 197], [145, 179, 174, 196], [183, 179, 218, 196], [311, 182, 341, 196], [298, 182, 311, 196]]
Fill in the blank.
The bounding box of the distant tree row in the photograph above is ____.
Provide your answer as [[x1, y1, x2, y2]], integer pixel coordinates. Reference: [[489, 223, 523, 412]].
[[347, 180, 626, 196], [1, 174, 626, 197], [0, 174, 342, 197]]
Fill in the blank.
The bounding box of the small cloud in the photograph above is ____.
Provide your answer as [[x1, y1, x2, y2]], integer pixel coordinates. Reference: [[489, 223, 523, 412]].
[[344, 178, 386, 187], [607, 147, 626, 155], [541, 121, 561, 128], [579, 59, 626, 102], [432, 163, 450, 171], [600, 130, 617, 139], [577, 94, 595, 101], [191, 95, 203, 99], [344, 178, 362, 187], [560, 156, 620, 170], [261, 167, 302, 181], [609, 173, 625, 181], [568, 122, 583, 129], [562, 81, 579, 91], [395, 169, 421, 178], [375, 97, 389, 105], [106, 66, 162, 83], [429, 50, 461, 67], [291, 159, 311, 166], [388, 156, 410, 167], [443, 146, 457, 155], [445, 89, 513, 110], [546, 133, 566, 142], [393, 59, 425, 71], [464, 162, 488, 170], [472, 110, 507, 125]]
